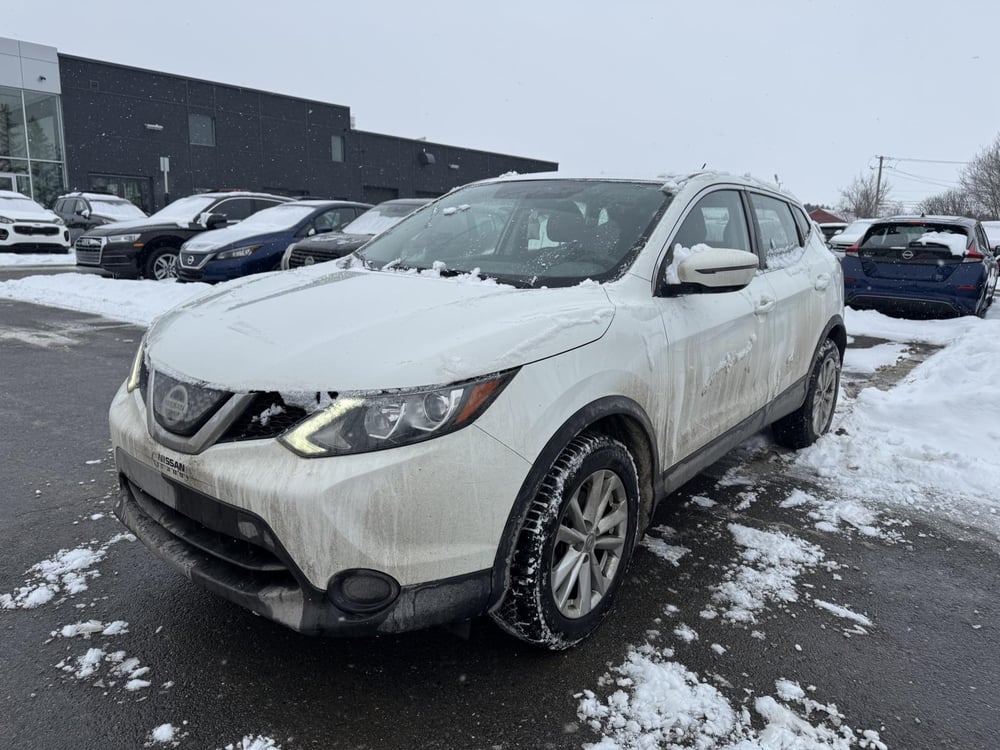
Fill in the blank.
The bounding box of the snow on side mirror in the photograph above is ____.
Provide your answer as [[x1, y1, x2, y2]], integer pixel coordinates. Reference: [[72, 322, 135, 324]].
[[661, 248, 758, 296]]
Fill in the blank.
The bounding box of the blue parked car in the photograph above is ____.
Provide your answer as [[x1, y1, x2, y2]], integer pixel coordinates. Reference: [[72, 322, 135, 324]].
[[842, 216, 999, 318], [175, 200, 371, 283]]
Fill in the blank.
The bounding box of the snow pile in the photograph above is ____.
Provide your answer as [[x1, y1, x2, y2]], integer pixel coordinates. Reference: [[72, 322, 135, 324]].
[[642, 537, 690, 566], [710, 524, 824, 624], [0, 533, 133, 609], [842, 342, 908, 374], [844, 307, 980, 346], [799, 314, 1000, 537], [578, 647, 886, 749], [0, 251, 75, 266], [221, 737, 282, 750], [0, 274, 212, 325], [147, 723, 186, 746]]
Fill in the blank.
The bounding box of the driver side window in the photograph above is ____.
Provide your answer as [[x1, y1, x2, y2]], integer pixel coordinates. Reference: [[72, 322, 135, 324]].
[[672, 190, 752, 253]]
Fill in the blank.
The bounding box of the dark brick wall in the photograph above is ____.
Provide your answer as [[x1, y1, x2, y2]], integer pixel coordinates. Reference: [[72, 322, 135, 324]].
[[58, 55, 557, 211]]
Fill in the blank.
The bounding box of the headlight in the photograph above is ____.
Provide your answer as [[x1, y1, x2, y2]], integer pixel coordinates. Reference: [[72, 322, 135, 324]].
[[279, 370, 517, 457], [52, 216, 65, 225], [215, 244, 261, 260], [125, 339, 145, 393], [108, 233, 141, 243], [0, 215, 12, 224]]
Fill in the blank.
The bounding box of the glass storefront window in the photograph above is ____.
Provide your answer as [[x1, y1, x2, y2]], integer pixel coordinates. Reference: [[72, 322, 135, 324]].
[[31, 162, 65, 207], [24, 92, 63, 161], [0, 85, 28, 159]]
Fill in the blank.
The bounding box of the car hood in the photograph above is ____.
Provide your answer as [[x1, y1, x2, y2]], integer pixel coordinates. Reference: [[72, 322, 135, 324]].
[[3, 205, 60, 222], [291, 231, 373, 252], [181, 224, 288, 252], [82, 218, 200, 236], [146, 269, 616, 392]]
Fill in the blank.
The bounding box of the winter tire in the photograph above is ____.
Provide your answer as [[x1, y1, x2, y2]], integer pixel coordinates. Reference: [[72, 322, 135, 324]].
[[772, 338, 841, 449], [144, 247, 180, 280], [491, 433, 639, 650]]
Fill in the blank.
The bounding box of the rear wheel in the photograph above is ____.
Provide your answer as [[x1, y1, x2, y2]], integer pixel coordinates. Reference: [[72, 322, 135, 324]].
[[144, 247, 179, 280], [491, 433, 639, 650], [773, 338, 841, 449]]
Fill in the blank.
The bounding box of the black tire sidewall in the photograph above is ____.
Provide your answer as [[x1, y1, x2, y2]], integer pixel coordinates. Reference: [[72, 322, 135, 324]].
[[534, 439, 639, 643]]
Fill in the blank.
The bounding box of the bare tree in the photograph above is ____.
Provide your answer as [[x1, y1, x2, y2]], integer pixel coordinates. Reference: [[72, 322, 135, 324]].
[[919, 188, 979, 218], [961, 135, 1000, 219], [838, 172, 893, 218]]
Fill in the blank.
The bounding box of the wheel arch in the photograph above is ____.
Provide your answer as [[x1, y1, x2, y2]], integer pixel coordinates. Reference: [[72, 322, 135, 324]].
[[821, 314, 847, 361], [488, 396, 659, 609], [139, 235, 185, 270]]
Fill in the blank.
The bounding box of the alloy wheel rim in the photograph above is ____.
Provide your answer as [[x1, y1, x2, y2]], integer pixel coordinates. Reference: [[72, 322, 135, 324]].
[[550, 468, 628, 619], [812, 356, 838, 434], [154, 254, 178, 280]]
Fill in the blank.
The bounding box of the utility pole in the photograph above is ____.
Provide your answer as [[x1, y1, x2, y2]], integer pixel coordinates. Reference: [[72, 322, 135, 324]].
[[873, 155, 884, 217]]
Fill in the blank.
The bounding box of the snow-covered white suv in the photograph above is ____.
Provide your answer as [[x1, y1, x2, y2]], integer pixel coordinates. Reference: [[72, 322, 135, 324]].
[[0, 190, 70, 253], [109, 173, 845, 649]]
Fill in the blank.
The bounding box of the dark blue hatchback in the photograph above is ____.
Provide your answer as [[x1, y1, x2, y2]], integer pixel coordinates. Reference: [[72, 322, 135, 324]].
[[175, 200, 371, 283], [842, 216, 999, 317]]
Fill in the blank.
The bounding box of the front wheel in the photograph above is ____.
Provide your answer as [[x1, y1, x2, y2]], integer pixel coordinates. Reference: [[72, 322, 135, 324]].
[[772, 338, 841, 449], [144, 247, 180, 280], [491, 433, 639, 650]]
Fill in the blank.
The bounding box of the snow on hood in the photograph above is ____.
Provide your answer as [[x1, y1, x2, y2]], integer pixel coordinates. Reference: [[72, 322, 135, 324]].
[[145, 269, 615, 392], [0, 196, 59, 222], [181, 223, 280, 252]]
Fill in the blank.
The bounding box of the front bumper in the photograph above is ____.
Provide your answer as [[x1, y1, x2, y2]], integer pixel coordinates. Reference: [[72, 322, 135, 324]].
[[109, 383, 531, 635], [0, 223, 70, 252], [75, 237, 140, 277]]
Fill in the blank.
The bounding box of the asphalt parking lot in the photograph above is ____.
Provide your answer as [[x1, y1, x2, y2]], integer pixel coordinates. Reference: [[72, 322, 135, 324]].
[[1, 299, 997, 749]]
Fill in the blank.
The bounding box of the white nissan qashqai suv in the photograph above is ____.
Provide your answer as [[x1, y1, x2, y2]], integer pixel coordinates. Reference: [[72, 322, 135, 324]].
[[109, 172, 845, 649]]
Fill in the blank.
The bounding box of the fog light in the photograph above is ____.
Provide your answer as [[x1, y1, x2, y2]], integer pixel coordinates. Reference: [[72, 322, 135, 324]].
[[327, 569, 400, 614]]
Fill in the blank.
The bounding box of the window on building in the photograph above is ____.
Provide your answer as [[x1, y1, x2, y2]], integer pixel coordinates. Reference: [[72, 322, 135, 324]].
[[331, 135, 345, 162], [0, 86, 27, 159], [23, 92, 63, 161], [189, 113, 216, 147]]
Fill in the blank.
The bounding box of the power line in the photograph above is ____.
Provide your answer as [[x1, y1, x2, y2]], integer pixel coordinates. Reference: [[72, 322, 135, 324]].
[[884, 156, 969, 165]]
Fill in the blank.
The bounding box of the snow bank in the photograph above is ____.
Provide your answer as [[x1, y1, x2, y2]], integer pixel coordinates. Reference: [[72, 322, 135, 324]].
[[0, 251, 75, 266]]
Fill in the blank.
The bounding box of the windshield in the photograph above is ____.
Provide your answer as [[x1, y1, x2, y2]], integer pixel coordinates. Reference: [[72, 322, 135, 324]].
[[89, 199, 146, 220], [149, 195, 218, 223], [342, 203, 424, 235], [235, 204, 315, 230], [0, 196, 46, 215], [358, 180, 669, 288]]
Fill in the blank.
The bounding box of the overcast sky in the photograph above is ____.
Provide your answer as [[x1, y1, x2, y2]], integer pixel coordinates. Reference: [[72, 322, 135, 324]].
[[6, 1, 999, 209]]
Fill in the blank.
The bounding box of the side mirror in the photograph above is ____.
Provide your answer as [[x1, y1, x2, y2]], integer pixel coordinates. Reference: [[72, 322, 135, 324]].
[[307, 227, 317, 236], [660, 248, 758, 296], [994, 244, 1000, 256], [202, 212, 228, 229]]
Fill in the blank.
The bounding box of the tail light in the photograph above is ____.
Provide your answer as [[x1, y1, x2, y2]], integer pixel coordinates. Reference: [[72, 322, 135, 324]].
[[845, 243, 859, 255], [964, 237, 983, 263]]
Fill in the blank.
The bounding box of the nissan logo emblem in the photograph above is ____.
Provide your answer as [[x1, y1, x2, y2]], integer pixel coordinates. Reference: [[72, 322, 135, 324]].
[[185, 255, 195, 265], [901, 249, 915, 260], [161, 384, 190, 425]]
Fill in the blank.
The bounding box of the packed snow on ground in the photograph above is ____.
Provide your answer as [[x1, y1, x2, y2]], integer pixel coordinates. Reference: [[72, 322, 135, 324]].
[[842, 342, 909, 374], [801, 309, 1000, 539], [0, 250, 76, 266], [221, 737, 282, 750], [0, 273, 211, 326]]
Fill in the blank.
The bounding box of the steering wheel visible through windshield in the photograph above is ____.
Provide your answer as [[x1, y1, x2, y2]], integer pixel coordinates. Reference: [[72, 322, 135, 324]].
[[357, 179, 670, 288]]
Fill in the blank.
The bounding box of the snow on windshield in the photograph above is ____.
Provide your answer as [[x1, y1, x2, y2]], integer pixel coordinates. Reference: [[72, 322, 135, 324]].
[[236, 204, 315, 230], [148, 195, 217, 223], [89, 199, 146, 220], [342, 204, 419, 235]]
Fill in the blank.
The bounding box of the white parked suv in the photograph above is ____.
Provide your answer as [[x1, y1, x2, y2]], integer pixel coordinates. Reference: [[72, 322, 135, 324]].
[[109, 172, 845, 649], [0, 190, 71, 252]]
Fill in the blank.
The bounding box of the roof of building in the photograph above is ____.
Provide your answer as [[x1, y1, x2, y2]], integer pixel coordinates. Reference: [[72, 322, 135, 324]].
[[809, 208, 846, 224]]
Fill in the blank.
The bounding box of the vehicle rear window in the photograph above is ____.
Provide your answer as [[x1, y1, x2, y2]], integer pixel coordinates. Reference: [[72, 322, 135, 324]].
[[861, 223, 968, 251]]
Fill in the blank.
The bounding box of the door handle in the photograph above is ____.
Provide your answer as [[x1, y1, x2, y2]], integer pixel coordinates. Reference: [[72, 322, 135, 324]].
[[755, 297, 776, 315], [814, 273, 831, 291]]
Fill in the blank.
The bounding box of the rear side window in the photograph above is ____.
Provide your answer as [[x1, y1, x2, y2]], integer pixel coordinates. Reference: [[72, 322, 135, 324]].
[[748, 193, 802, 269], [792, 206, 812, 245]]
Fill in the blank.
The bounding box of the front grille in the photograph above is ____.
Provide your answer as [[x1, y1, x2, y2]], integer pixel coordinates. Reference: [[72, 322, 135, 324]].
[[75, 236, 103, 265], [220, 392, 308, 442], [287, 246, 340, 269], [14, 224, 59, 236], [150, 371, 231, 437]]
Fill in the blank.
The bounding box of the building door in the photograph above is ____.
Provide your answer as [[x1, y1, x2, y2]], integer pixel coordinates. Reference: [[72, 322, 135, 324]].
[[88, 174, 154, 213], [0, 172, 25, 193]]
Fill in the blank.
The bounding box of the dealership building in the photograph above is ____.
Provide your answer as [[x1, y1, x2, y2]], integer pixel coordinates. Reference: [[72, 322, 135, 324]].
[[0, 37, 557, 212]]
